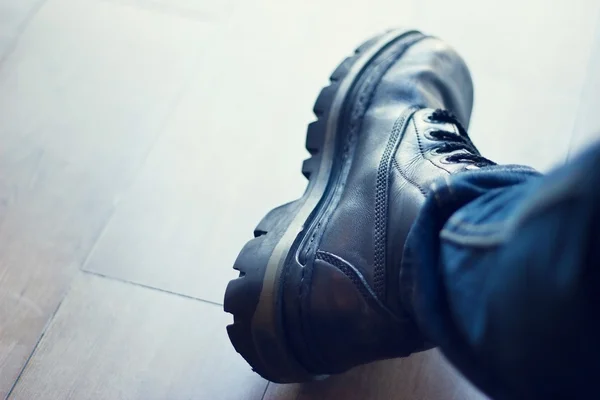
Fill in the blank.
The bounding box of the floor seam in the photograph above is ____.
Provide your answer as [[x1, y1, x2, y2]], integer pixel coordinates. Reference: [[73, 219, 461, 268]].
[[81, 269, 223, 307], [4, 293, 68, 399], [260, 382, 270, 400]]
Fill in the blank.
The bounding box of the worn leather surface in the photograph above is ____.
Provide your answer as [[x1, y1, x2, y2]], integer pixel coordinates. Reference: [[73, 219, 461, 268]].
[[299, 35, 479, 373]]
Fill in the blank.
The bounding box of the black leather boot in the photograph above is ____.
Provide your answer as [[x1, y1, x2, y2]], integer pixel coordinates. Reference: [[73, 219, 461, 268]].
[[224, 29, 493, 383]]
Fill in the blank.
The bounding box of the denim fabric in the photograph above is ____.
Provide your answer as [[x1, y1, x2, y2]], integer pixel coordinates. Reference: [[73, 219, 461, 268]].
[[403, 143, 600, 399]]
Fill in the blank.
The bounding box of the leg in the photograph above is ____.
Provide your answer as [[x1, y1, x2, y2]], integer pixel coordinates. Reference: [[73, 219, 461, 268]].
[[407, 143, 600, 398]]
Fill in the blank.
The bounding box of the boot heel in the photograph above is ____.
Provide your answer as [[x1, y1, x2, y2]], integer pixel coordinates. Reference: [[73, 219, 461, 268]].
[[224, 200, 311, 382]]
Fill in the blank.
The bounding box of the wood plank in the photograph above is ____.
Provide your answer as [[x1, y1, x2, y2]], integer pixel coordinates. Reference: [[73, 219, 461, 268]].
[[264, 350, 485, 400], [0, 0, 216, 394], [8, 272, 268, 400]]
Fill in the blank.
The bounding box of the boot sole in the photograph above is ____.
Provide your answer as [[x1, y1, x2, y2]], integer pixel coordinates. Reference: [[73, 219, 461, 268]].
[[224, 28, 424, 383]]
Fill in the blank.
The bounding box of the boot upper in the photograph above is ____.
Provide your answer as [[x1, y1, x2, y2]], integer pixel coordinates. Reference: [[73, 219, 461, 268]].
[[297, 36, 491, 374]]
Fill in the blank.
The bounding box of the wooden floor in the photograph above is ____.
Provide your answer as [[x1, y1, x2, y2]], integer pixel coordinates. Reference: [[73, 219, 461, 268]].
[[0, 0, 599, 398]]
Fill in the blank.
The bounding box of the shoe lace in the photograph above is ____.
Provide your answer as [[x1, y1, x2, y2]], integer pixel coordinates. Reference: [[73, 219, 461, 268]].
[[428, 109, 495, 167]]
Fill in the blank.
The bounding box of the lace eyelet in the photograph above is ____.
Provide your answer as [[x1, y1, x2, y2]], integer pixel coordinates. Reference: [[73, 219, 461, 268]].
[[423, 128, 438, 141], [438, 155, 453, 164]]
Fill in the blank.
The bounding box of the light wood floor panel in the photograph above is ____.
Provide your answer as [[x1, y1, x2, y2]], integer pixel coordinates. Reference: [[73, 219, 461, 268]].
[[8, 273, 268, 400], [0, 0, 216, 394]]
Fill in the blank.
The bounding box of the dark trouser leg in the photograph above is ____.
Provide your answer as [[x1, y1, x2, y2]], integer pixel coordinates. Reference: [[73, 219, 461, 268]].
[[403, 143, 600, 399]]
